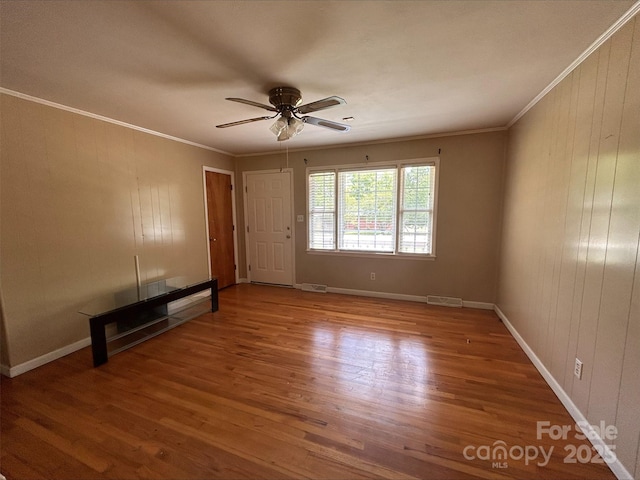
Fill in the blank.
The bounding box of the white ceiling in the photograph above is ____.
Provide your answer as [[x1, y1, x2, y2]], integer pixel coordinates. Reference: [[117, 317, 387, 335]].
[[1, 1, 636, 156]]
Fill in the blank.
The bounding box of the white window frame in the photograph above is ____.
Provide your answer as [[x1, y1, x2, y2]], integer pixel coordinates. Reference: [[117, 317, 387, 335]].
[[306, 157, 439, 259]]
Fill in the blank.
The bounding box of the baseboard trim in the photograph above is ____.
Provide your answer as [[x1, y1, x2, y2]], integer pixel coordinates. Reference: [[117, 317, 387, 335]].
[[295, 283, 428, 302], [294, 283, 495, 310], [493, 305, 633, 480], [167, 291, 210, 314], [462, 300, 494, 310], [4, 336, 92, 378], [326, 286, 428, 303]]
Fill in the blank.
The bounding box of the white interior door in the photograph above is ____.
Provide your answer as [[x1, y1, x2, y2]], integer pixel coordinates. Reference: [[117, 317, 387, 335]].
[[245, 171, 293, 286]]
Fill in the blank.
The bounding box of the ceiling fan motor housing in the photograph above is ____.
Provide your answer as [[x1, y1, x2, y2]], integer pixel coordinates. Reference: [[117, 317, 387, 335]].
[[269, 87, 302, 111]]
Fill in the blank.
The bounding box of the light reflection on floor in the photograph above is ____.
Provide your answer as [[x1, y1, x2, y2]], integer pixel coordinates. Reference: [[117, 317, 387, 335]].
[[312, 325, 430, 408]]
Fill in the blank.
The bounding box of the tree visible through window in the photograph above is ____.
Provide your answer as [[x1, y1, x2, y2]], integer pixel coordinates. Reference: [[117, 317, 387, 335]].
[[307, 161, 437, 255], [399, 165, 435, 254], [339, 168, 397, 251]]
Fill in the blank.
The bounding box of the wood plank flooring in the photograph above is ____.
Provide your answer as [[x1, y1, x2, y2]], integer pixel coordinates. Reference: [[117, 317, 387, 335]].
[[1, 284, 615, 479]]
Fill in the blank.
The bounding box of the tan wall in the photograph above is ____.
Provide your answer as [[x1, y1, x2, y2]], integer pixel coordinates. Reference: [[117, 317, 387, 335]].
[[0, 291, 9, 367], [497, 17, 640, 478], [236, 131, 506, 303], [0, 93, 234, 368]]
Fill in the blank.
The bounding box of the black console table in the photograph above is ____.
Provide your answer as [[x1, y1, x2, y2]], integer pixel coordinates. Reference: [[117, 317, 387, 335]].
[[80, 277, 218, 367]]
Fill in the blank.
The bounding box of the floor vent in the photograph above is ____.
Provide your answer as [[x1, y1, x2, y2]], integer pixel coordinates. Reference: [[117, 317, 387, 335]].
[[427, 295, 463, 308], [300, 283, 328, 293]]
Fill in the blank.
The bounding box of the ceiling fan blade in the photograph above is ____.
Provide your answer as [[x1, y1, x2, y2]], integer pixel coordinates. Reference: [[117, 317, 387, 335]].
[[302, 116, 351, 132], [216, 116, 273, 128], [297, 96, 346, 114], [226, 97, 277, 112]]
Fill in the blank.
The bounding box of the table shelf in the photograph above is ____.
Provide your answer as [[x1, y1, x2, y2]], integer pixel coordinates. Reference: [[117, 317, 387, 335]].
[[83, 278, 218, 366], [106, 296, 211, 356]]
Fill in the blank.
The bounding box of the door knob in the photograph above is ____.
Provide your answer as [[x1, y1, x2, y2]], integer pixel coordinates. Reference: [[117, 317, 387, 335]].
[[286, 235, 291, 239]]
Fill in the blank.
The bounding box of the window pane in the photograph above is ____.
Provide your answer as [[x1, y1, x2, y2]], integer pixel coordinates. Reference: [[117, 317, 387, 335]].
[[399, 211, 432, 254], [338, 168, 397, 252], [309, 212, 335, 249], [309, 172, 335, 250], [400, 165, 435, 254], [402, 165, 433, 209]]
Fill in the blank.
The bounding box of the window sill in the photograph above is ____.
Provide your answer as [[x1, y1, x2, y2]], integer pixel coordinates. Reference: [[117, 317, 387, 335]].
[[306, 249, 436, 261]]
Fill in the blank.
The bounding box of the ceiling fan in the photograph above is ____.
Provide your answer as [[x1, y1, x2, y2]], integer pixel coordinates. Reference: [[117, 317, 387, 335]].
[[216, 86, 351, 141]]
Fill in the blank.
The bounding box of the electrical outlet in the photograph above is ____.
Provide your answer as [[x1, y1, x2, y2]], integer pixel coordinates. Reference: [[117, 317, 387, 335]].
[[370, 272, 376, 280], [574, 358, 583, 379]]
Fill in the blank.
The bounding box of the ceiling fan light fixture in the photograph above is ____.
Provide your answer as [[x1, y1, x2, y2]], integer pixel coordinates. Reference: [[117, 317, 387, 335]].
[[270, 115, 304, 141], [269, 116, 287, 136], [289, 116, 305, 134], [277, 129, 292, 142]]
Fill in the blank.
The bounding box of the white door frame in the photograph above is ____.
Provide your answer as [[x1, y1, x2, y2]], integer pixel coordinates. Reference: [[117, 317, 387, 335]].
[[202, 166, 239, 284], [242, 168, 296, 286]]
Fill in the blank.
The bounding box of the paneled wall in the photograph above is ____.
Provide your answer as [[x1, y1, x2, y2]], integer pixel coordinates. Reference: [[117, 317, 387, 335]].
[[0, 94, 233, 368], [497, 17, 639, 477]]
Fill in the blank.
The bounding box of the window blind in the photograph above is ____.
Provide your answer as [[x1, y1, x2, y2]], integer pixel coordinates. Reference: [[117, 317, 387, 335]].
[[308, 171, 336, 250]]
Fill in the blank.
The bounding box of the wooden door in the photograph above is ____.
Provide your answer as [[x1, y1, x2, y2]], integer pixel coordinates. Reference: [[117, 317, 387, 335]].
[[205, 171, 235, 289], [245, 171, 293, 286]]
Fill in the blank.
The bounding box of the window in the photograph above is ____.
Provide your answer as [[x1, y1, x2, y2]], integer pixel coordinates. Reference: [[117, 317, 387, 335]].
[[308, 171, 336, 249], [307, 159, 437, 256], [339, 168, 397, 252], [398, 164, 436, 254]]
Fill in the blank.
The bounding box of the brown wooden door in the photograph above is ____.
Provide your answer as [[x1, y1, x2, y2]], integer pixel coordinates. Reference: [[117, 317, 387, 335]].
[[205, 171, 235, 289]]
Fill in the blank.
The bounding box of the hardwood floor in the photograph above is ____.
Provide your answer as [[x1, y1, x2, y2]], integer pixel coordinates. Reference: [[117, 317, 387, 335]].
[[1, 284, 615, 479]]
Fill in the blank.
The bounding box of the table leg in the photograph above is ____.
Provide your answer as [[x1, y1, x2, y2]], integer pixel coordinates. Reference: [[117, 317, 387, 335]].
[[210, 279, 219, 312], [90, 318, 108, 367]]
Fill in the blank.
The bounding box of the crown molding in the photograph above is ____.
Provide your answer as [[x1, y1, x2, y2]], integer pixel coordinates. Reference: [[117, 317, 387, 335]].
[[2, 86, 504, 158], [508, 1, 640, 128], [0, 88, 233, 157], [236, 126, 508, 158]]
